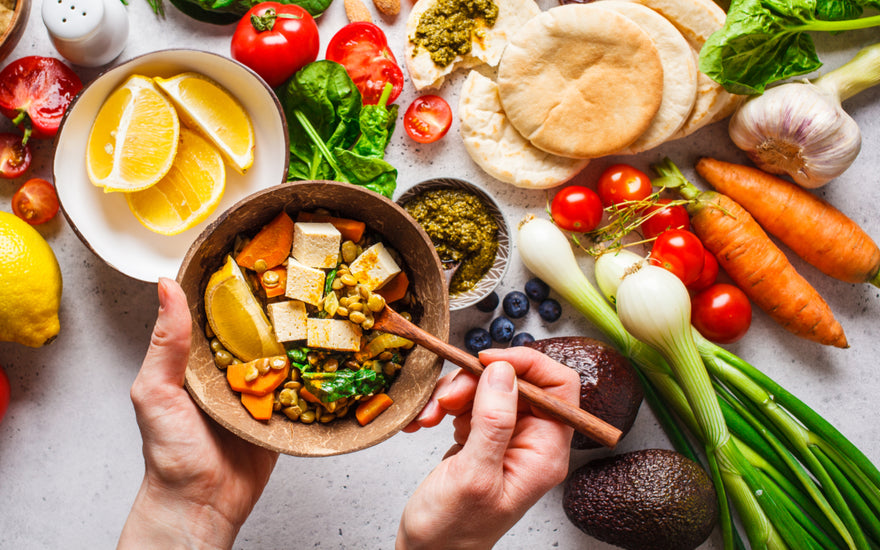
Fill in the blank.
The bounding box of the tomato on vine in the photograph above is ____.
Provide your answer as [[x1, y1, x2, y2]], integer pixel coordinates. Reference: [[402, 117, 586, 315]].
[[692, 283, 752, 344], [650, 229, 705, 285], [596, 164, 653, 207], [550, 186, 603, 232]]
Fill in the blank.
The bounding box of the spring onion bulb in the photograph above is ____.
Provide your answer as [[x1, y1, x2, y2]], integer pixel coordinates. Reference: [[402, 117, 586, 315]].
[[728, 43, 880, 188], [594, 248, 644, 306]]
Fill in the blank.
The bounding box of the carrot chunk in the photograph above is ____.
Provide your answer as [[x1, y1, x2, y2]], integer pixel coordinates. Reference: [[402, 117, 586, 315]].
[[235, 211, 295, 271], [355, 393, 393, 426], [226, 356, 290, 396], [241, 392, 274, 420]]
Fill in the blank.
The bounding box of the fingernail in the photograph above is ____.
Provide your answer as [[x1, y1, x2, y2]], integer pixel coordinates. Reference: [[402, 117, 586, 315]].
[[436, 370, 465, 403], [487, 362, 515, 393], [157, 278, 169, 311]]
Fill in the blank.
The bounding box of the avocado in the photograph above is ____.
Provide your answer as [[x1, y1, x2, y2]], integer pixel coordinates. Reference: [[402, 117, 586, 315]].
[[526, 337, 643, 449], [563, 449, 718, 550]]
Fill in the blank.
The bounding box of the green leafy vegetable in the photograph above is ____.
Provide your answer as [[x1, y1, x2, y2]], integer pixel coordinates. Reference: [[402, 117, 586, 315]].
[[302, 369, 388, 402], [699, 0, 880, 94], [281, 61, 399, 198], [155, 0, 332, 21]]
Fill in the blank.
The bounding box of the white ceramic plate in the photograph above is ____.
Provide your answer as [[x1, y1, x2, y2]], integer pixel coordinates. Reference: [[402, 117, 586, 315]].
[[54, 49, 289, 283]]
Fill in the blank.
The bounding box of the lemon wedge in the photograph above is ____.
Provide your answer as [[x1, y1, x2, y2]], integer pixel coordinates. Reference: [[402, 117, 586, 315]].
[[154, 73, 255, 174], [86, 74, 180, 192], [125, 128, 226, 236], [205, 255, 284, 362]]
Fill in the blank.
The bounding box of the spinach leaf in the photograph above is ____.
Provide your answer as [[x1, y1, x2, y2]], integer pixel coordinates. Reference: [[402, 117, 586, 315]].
[[161, 0, 332, 20], [281, 61, 399, 198], [302, 369, 388, 402], [699, 0, 880, 94]]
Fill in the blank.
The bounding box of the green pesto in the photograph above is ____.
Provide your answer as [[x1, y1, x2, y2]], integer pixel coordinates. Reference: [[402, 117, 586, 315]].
[[410, 0, 499, 67], [404, 188, 498, 294]]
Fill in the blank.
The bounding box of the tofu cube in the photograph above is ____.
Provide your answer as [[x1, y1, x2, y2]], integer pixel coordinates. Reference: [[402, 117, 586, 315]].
[[307, 318, 363, 352], [285, 258, 325, 306], [267, 300, 308, 343], [291, 222, 341, 269], [349, 242, 401, 290]]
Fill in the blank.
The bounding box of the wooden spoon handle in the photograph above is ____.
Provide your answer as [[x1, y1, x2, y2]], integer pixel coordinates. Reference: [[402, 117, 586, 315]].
[[396, 319, 622, 448]]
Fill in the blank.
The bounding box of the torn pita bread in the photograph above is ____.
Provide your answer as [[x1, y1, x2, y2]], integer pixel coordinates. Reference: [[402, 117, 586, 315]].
[[595, 1, 697, 154], [459, 71, 589, 189], [404, 0, 540, 90]]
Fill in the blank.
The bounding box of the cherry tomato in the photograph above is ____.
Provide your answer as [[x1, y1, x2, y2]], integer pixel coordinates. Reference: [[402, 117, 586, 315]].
[[692, 283, 752, 344], [641, 199, 690, 239], [0, 133, 31, 178], [12, 178, 60, 225], [231, 3, 320, 89], [688, 248, 719, 292], [403, 95, 452, 144], [326, 22, 404, 105], [0, 366, 8, 424], [0, 56, 82, 141], [650, 229, 705, 285], [550, 185, 604, 232], [596, 164, 653, 207]]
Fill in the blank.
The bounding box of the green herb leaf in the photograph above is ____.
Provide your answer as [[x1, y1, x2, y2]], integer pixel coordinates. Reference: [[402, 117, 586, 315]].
[[302, 369, 388, 402]]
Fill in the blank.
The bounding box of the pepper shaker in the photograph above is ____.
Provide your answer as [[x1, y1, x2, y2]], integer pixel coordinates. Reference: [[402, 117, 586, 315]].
[[42, 0, 129, 67]]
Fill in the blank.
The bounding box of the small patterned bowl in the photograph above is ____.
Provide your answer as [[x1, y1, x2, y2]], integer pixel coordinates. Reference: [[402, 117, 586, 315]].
[[397, 178, 509, 311]]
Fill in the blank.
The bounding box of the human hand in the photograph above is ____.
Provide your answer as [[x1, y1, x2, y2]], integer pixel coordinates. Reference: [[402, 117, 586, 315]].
[[396, 347, 580, 550], [119, 278, 278, 549]]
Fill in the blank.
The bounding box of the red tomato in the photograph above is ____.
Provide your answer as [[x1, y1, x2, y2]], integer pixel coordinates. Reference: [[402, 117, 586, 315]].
[[0, 57, 82, 141], [688, 249, 719, 292], [650, 229, 705, 285], [231, 3, 320, 88], [692, 283, 752, 344], [326, 22, 404, 105], [0, 133, 31, 179], [550, 186, 604, 232], [596, 164, 653, 207], [641, 199, 690, 239], [403, 95, 452, 144], [0, 365, 8, 425], [12, 178, 60, 225]]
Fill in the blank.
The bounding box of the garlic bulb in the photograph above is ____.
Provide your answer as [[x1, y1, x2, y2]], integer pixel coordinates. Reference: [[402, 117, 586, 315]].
[[728, 42, 880, 189]]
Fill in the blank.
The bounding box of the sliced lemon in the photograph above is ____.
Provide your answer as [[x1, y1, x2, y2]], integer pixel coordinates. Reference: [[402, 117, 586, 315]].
[[205, 255, 285, 362], [125, 128, 226, 236], [154, 73, 255, 174], [87, 74, 180, 192]]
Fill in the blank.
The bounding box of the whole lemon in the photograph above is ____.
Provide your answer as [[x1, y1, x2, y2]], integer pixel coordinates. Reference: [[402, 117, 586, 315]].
[[0, 212, 62, 347]]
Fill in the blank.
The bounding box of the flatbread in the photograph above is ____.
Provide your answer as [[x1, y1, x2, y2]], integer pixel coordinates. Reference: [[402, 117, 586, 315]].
[[459, 71, 589, 189], [496, 4, 664, 159], [0, 0, 14, 34], [625, 0, 742, 137], [404, 0, 540, 91], [595, 1, 697, 154]]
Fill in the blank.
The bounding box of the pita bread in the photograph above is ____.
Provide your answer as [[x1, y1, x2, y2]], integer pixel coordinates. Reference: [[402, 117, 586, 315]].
[[595, 1, 697, 154], [404, 0, 540, 91], [626, 0, 742, 137], [459, 71, 589, 189], [496, 4, 664, 159]]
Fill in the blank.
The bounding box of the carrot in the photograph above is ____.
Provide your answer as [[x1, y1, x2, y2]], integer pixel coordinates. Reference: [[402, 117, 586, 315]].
[[296, 211, 366, 242], [259, 266, 287, 298], [299, 386, 322, 404], [355, 393, 393, 426], [375, 270, 409, 303], [226, 356, 290, 395], [235, 211, 295, 271], [664, 163, 848, 348], [241, 392, 274, 420], [696, 158, 880, 287]]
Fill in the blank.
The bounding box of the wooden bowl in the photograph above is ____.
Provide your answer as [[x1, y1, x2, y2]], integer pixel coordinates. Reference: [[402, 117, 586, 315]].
[[177, 181, 450, 457], [0, 0, 30, 63]]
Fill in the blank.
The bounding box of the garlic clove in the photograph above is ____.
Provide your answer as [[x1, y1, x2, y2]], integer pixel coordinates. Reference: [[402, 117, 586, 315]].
[[728, 81, 861, 188]]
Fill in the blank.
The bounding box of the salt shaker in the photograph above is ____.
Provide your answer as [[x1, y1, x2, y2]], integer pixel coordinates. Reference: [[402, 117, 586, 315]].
[[42, 0, 129, 67]]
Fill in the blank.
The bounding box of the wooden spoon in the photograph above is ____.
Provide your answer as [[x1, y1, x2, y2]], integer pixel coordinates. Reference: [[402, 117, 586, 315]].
[[372, 306, 622, 448]]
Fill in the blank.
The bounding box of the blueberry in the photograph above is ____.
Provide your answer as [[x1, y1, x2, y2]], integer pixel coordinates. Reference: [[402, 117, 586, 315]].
[[511, 332, 535, 347], [489, 316, 515, 343], [475, 291, 499, 312], [502, 291, 530, 319], [524, 277, 550, 302], [538, 298, 562, 322], [464, 328, 492, 353]]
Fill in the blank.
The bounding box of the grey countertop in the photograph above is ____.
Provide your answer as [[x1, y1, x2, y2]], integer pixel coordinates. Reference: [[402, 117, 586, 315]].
[[1, 0, 879, 548]]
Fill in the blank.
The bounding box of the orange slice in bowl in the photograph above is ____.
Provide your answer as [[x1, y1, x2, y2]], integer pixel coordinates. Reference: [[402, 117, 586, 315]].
[[125, 128, 226, 236], [86, 74, 180, 192]]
